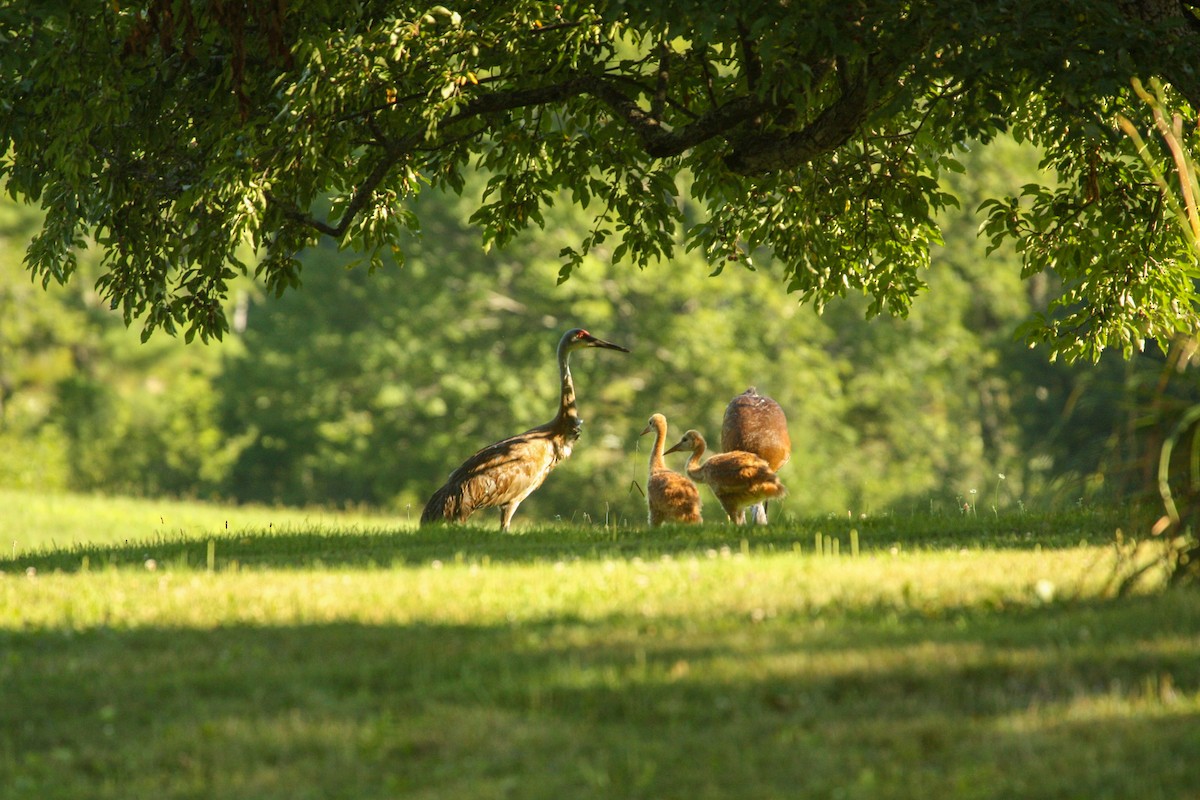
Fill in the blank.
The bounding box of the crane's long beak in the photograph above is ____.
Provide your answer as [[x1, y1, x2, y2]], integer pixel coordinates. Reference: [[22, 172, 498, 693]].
[[663, 438, 686, 455], [584, 333, 630, 352], [639, 424, 653, 436]]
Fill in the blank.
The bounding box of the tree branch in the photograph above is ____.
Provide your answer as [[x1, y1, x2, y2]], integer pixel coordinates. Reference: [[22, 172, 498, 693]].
[[723, 74, 872, 174], [274, 71, 774, 237], [585, 79, 765, 158], [447, 73, 768, 163], [271, 131, 420, 239], [736, 18, 762, 94]]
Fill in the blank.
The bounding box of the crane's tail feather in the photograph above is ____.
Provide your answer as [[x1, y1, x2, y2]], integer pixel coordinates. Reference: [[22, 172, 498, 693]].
[[753, 478, 787, 499], [420, 482, 470, 525]]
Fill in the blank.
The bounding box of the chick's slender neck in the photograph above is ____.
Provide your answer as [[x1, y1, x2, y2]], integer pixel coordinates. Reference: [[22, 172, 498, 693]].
[[648, 419, 668, 471], [684, 434, 707, 479]]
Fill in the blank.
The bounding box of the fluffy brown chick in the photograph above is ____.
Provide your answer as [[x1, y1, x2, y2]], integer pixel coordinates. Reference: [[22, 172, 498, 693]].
[[640, 413, 702, 526], [666, 429, 786, 524]]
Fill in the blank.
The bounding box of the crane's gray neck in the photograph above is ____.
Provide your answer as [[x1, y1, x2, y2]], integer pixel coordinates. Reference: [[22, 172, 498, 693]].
[[555, 340, 582, 435]]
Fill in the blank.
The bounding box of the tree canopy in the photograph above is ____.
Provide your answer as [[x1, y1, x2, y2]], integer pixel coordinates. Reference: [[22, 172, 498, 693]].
[[2, 1, 1199, 359]]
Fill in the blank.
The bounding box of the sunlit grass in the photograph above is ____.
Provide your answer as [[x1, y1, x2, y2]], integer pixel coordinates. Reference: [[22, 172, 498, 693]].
[[1, 486, 405, 555], [1, 490, 1197, 799], [0, 546, 1132, 630]]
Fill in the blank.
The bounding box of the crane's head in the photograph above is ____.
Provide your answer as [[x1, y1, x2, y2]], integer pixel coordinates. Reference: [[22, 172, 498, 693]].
[[664, 429, 705, 455], [639, 413, 667, 437], [561, 328, 630, 354]]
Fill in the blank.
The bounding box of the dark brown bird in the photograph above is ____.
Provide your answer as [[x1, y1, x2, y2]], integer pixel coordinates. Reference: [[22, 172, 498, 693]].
[[640, 413, 702, 526], [665, 429, 787, 524], [721, 387, 791, 524], [421, 328, 629, 531]]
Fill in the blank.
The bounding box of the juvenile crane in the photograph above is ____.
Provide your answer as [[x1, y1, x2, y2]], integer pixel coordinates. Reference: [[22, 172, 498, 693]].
[[665, 429, 787, 524], [721, 387, 791, 524], [421, 328, 629, 531], [640, 413, 702, 526]]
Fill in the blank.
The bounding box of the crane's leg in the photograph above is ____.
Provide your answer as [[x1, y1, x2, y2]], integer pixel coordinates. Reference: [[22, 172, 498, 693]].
[[500, 502, 520, 532], [752, 502, 769, 524]]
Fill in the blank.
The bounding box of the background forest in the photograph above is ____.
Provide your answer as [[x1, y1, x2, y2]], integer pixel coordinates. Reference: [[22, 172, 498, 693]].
[[2, 138, 1195, 524]]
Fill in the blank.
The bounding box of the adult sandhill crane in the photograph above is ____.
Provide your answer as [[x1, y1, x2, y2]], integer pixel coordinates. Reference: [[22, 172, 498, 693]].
[[420, 328, 629, 531], [665, 429, 787, 524], [640, 413, 702, 526], [721, 387, 791, 524]]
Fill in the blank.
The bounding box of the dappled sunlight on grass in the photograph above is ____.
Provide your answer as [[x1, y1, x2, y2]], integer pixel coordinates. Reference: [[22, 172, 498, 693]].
[[0, 545, 1153, 632]]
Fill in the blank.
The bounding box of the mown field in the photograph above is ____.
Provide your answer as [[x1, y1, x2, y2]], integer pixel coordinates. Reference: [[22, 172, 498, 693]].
[[1, 490, 1198, 799]]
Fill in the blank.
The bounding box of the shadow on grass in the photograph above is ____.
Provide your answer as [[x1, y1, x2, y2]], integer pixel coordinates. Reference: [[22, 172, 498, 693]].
[[2, 591, 1198, 799], [1, 509, 1131, 574]]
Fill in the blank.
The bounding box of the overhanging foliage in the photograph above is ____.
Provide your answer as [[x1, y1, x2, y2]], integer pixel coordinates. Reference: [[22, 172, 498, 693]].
[[2, 1, 1199, 358]]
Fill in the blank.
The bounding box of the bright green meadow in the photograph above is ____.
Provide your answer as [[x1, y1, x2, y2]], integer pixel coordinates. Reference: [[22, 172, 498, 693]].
[[1, 490, 1198, 799]]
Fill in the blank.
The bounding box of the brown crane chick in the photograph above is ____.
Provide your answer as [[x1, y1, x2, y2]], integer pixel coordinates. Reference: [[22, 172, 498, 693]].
[[721, 387, 791, 524], [421, 328, 629, 531], [665, 429, 787, 524], [640, 413, 702, 526]]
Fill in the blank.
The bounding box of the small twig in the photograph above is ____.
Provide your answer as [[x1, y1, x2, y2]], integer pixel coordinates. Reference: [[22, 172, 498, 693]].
[[735, 18, 762, 93], [528, 20, 582, 36], [652, 39, 670, 120]]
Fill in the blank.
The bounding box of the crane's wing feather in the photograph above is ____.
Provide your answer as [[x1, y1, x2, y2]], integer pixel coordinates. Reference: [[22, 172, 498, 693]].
[[422, 427, 561, 523], [701, 452, 787, 497]]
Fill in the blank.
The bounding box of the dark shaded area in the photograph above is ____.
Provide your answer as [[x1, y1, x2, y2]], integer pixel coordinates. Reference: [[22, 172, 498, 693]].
[[2, 591, 1198, 799], [0, 509, 1133, 575]]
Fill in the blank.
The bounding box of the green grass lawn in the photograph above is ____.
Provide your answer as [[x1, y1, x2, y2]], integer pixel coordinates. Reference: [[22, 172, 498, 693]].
[[1, 491, 1197, 799]]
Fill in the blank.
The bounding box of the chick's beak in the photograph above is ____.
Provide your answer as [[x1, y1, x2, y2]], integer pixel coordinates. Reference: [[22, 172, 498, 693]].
[[639, 424, 653, 437], [663, 439, 685, 455]]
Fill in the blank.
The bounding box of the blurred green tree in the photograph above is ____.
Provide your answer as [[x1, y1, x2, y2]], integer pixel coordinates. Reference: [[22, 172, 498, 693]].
[[0, 199, 243, 497]]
